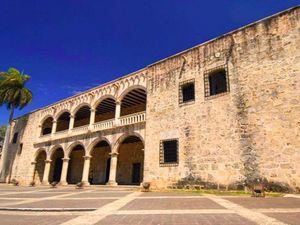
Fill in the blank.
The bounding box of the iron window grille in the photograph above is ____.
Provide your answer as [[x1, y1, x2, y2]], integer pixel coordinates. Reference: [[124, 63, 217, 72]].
[[204, 65, 229, 98], [160, 139, 179, 166], [179, 79, 195, 104]]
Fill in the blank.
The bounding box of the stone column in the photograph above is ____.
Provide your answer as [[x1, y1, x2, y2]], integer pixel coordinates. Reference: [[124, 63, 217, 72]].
[[30, 161, 37, 183], [51, 120, 57, 134], [42, 159, 52, 185], [106, 152, 118, 186], [60, 158, 70, 185], [69, 115, 75, 131], [115, 102, 121, 126], [89, 108, 96, 129], [81, 155, 91, 185]]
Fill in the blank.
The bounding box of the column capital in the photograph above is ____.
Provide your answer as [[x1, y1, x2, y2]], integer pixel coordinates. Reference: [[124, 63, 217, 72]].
[[90, 108, 96, 112], [52, 120, 57, 124], [70, 114, 75, 118], [62, 158, 70, 162], [45, 159, 52, 163], [109, 152, 119, 157], [83, 155, 92, 160]]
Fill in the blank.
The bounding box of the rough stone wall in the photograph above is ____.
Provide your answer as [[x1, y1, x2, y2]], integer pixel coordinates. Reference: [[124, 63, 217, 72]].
[[144, 7, 300, 190]]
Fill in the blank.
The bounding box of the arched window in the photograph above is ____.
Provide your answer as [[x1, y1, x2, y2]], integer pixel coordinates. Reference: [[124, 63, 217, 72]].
[[74, 105, 91, 128], [57, 112, 70, 132], [41, 117, 53, 135], [95, 98, 116, 123], [121, 88, 146, 116]]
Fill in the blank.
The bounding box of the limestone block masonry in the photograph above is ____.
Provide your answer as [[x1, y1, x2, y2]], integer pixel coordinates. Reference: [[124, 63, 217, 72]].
[[1, 6, 299, 190]]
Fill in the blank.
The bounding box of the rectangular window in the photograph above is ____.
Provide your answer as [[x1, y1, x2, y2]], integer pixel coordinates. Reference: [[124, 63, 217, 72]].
[[179, 79, 195, 104], [12, 132, 18, 144], [204, 66, 229, 98], [160, 139, 178, 166]]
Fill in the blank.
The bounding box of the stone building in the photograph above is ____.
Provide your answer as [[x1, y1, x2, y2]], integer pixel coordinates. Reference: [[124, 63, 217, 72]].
[[0, 6, 299, 190]]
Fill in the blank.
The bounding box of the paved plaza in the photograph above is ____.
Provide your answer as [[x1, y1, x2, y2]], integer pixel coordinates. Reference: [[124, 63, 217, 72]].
[[0, 185, 299, 225]]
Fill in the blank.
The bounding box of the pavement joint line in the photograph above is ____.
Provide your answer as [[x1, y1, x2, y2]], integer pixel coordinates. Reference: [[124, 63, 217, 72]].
[[255, 208, 300, 213], [136, 196, 208, 199], [115, 209, 234, 215], [0, 207, 96, 212], [60, 191, 142, 225], [207, 196, 288, 225], [0, 189, 94, 207]]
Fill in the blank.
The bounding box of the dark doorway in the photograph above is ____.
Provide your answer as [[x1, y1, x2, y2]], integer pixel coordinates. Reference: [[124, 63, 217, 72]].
[[49, 148, 64, 183], [53, 158, 63, 182], [132, 163, 141, 184], [105, 158, 111, 183]]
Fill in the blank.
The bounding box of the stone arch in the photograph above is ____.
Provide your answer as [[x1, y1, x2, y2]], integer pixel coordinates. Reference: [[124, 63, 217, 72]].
[[118, 85, 147, 102], [87, 137, 111, 156], [118, 86, 147, 117], [88, 138, 112, 184], [72, 103, 91, 128], [115, 134, 145, 185], [71, 102, 92, 115], [67, 143, 86, 184], [66, 141, 86, 157], [92, 94, 116, 109], [55, 109, 71, 121], [33, 149, 47, 184], [113, 132, 145, 153], [40, 115, 54, 135], [56, 110, 71, 132]]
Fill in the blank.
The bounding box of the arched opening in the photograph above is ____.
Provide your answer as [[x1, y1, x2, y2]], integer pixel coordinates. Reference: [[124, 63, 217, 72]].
[[95, 98, 116, 123], [49, 148, 64, 183], [34, 150, 46, 184], [121, 88, 146, 116], [67, 144, 85, 184], [116, 135, 144, 185], [41, 117, 53, 135], [89, 140, 111, 184], [74, 105, 91, 128], [57, 112, 70, 132]]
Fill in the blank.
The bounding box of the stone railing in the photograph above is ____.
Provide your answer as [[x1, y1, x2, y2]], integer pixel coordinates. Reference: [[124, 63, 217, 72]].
[[120, 111, 146, 126], [72, 125, 89, 136], [92, 119, 115, 130], [53, 129, 69, 139], [36, 111, 146, 143]]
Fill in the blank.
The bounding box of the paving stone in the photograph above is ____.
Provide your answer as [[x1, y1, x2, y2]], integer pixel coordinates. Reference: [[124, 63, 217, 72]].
[[264, 212, 300, 225], [140, 192, 202, 196], [121, 198, 224, 210], [3, 192, 65, 198], [97, 214, 256, 225], [224, 197, 300, 209], [12, 199, 116, 209], [0, 215, 77, 225], [0, 199, 23, 206], [62, 192, 130, 198]]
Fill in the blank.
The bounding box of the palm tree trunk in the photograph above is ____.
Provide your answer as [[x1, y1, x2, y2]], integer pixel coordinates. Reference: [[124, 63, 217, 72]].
[[0, 106, 15, 183]]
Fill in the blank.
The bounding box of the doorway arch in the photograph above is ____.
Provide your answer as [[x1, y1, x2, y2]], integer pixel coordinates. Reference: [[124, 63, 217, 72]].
[[116, 135, 144, 185]]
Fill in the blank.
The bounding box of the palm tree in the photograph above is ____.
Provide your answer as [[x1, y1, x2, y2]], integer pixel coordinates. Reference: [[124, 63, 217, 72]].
[[0, 68, 32, 182]]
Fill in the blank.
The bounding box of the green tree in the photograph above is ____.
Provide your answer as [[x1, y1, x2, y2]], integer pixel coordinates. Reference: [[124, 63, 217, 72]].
[[0, 68, 32, 182]]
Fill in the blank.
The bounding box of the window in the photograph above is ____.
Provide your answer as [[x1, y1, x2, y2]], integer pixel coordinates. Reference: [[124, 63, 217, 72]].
[[160, 139, 178, 166], [204, 66, 229, 98], [18, 143, 23, 155], [179, 79, 195, 104], [12, 132, 18, 144]]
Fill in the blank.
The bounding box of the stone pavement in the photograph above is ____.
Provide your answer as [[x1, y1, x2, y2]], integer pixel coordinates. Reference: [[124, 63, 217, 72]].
[[0, 185, 299, 225]]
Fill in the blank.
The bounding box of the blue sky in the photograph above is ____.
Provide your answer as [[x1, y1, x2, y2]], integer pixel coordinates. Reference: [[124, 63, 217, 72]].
[[0, 0, 299, 125]]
